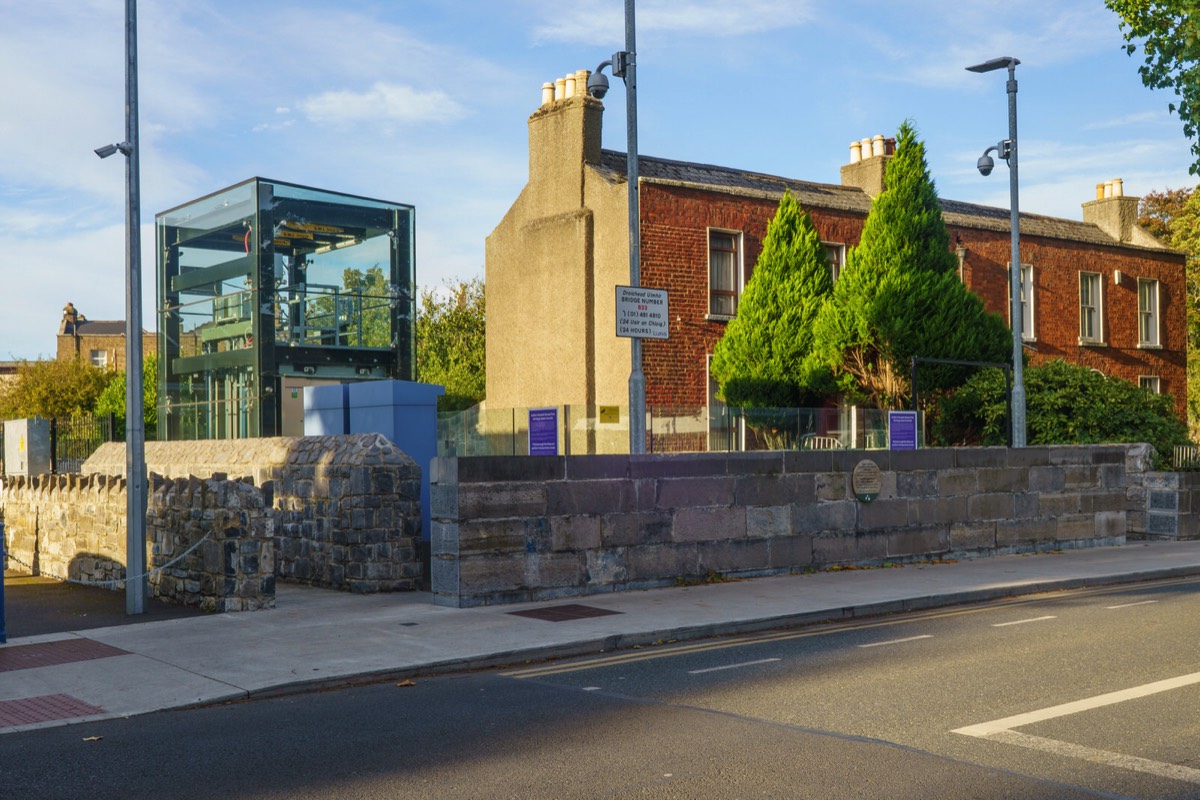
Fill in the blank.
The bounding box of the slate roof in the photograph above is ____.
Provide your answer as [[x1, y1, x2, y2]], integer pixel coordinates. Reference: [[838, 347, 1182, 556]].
[[598, 150, 1164, 251], [60, 320, 138, 336]]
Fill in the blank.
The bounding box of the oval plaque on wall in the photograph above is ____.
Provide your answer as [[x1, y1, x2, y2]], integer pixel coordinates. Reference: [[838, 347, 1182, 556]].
[[852, 459, 882, 503]]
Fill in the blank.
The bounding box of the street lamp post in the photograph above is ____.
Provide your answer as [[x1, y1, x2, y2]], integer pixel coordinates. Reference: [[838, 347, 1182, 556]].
[[588, 0, 645, 455], [967, 56, 1026, 448], [96, 0, 146, 614]]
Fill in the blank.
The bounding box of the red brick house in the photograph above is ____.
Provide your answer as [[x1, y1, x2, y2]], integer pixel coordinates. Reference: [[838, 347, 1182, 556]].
[[57, 303, 156, 371], [485, 71, 1185, 453]]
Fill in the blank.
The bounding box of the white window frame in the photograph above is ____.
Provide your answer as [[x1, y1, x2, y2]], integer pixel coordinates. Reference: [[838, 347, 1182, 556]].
[[707, 229, 743, 319], [1079, 271, 1104, 345], [823, 242, 846, 283], [1139, 375, 1161, 394], [89, 349, 108, 369], [1138, 278, 1160, 348], [1007, 262, 1035, 342]]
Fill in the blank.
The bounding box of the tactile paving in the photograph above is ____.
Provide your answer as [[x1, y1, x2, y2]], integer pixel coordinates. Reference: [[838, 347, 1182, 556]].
[[0, 694, 106, 728], [0, 638, 130, 673]]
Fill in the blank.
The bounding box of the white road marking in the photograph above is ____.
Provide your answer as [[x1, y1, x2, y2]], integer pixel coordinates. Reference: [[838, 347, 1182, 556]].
[[954, 670, 1200, 783], [1107, 600, 1159, 610], [953, 670, 1200, 737], [857, 635, 933, 648], [687, 658, 781, 675], [991, 615, 1057, 627], [986, 731, 1200, 786], [582, 686, 601, 691]]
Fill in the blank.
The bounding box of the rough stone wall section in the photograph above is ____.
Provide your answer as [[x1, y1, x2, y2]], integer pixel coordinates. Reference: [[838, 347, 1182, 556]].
[[83, 434, 423, 592], [432, 444, 1151, 608], [0, 473, 273, 611], [1130, 470, 1200, 540]]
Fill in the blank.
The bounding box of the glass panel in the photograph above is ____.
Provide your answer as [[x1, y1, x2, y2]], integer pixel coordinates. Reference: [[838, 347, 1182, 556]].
[[157, 177, 415, 440]]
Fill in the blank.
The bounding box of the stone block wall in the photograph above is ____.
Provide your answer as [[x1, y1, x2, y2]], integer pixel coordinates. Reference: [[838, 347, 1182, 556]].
[[431, 444, 1151, 607], [1, 473, 273, 611], [83, 434, 423, 592], [1131, 470, 1200, 539]]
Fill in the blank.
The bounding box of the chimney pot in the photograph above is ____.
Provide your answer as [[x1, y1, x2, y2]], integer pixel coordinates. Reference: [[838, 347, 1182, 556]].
[[564, 74, 576, 98], [554, 77, 566, 101], [871, 134, 885, 157], [849, 141, 862, 164], [541, 82, 554, 107], [1113, 177, 1124, 197]]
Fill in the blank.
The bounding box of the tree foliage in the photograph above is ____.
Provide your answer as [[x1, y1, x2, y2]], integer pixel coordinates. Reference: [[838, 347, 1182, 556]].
[[416, 278, 485, 411], [94, 354, 159, 439], [807, 121, 1010, 409], [1138, 186, 1200, 440], [308, 265, 392, 348], [934, 359, 1189, 468], [0, 358, 112, 420], [710, 191, 835, 409], [1106, 1, 1200, 175]]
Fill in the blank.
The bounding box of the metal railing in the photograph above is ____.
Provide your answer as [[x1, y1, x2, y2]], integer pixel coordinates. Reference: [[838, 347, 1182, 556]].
[[1174, 444, 1200, 471], [437, 404, 915, 458], [0, 413, 116, 477]]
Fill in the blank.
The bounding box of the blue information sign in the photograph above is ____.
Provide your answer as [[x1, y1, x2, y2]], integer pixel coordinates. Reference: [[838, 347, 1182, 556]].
[[888, 411, 919, 451], [528, 407, 559, 456]]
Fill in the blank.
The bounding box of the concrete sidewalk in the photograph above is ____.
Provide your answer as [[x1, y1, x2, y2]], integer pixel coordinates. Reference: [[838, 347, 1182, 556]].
[[4, 539, 1200, 734]]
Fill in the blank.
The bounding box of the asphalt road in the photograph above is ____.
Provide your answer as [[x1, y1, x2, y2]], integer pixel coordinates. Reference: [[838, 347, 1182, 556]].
[[514, 576, 1200, 799], [7, 579, 1200, 798]]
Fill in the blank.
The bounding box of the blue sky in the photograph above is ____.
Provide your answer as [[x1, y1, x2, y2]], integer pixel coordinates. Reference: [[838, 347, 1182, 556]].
[[0, 0, 1193, 360]]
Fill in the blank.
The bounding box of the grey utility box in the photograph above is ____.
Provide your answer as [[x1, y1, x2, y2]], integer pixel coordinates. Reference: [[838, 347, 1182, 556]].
[[4, 418, 51, 477]]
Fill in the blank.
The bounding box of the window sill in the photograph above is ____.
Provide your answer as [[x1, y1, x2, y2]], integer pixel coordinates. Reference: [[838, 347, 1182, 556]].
[[705, 313, 735, 323], [1078, 338, 1107, 347], [1136, 342, 1162, 350]]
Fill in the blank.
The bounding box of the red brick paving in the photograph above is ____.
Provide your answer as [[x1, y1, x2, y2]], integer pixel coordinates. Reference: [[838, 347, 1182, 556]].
[[0, 638, 130, 673], [0, 694, 106, 728]]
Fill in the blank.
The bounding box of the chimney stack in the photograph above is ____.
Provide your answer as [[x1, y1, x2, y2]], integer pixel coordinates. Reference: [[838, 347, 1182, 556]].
[[1081, 177, 1163, 248], [841, 133, 896, 197]]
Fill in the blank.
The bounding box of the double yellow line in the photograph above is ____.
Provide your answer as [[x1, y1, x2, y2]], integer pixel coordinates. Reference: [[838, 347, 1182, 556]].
[[503, 577, 1194, 679]]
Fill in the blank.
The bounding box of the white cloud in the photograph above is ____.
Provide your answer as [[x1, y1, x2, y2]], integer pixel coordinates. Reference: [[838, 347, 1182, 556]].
[[298, 82, 466, 127]]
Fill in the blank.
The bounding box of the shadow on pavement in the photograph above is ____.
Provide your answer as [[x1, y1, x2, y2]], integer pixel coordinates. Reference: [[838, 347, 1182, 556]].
[[3, 569, 207, 639]]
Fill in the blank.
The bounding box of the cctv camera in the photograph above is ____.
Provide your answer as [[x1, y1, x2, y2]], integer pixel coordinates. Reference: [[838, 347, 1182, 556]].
[[587, 72, 609, 99], [977, 154, 995, 177], [94, 143, 121, 159]]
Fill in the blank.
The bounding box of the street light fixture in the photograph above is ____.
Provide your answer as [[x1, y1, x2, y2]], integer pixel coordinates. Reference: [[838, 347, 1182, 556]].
[[967, 56, 1026, 448], [97, 0, 147, 614], [589, 0, 645, 455]]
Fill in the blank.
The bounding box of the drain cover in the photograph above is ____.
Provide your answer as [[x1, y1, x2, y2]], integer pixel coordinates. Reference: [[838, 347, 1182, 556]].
[[508, 604, 623, 622]]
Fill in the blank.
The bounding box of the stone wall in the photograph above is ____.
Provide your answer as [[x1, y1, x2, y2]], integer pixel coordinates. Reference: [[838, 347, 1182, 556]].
[[431, 444, 1151, 607], [1, 473, 273, 611], [1131, 471, 1200, 539], [83, 434, 423, 592]]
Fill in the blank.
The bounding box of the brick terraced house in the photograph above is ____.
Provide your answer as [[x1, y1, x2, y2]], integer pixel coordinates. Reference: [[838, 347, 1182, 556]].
[[485, 70, 1186, 453]]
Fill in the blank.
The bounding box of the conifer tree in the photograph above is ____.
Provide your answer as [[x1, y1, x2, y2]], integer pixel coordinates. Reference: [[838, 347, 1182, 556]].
[[710, 191, 834, 410], [807, 121, 1009, 409]]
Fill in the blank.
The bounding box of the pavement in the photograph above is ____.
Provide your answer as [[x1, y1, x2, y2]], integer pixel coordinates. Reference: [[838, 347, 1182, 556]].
[[4, 539, 1200, 735]]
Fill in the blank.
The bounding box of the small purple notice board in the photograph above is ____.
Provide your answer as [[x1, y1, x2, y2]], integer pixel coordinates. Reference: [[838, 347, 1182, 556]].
[[528, 407, 559, 456], [888, 411, 919, 451]]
